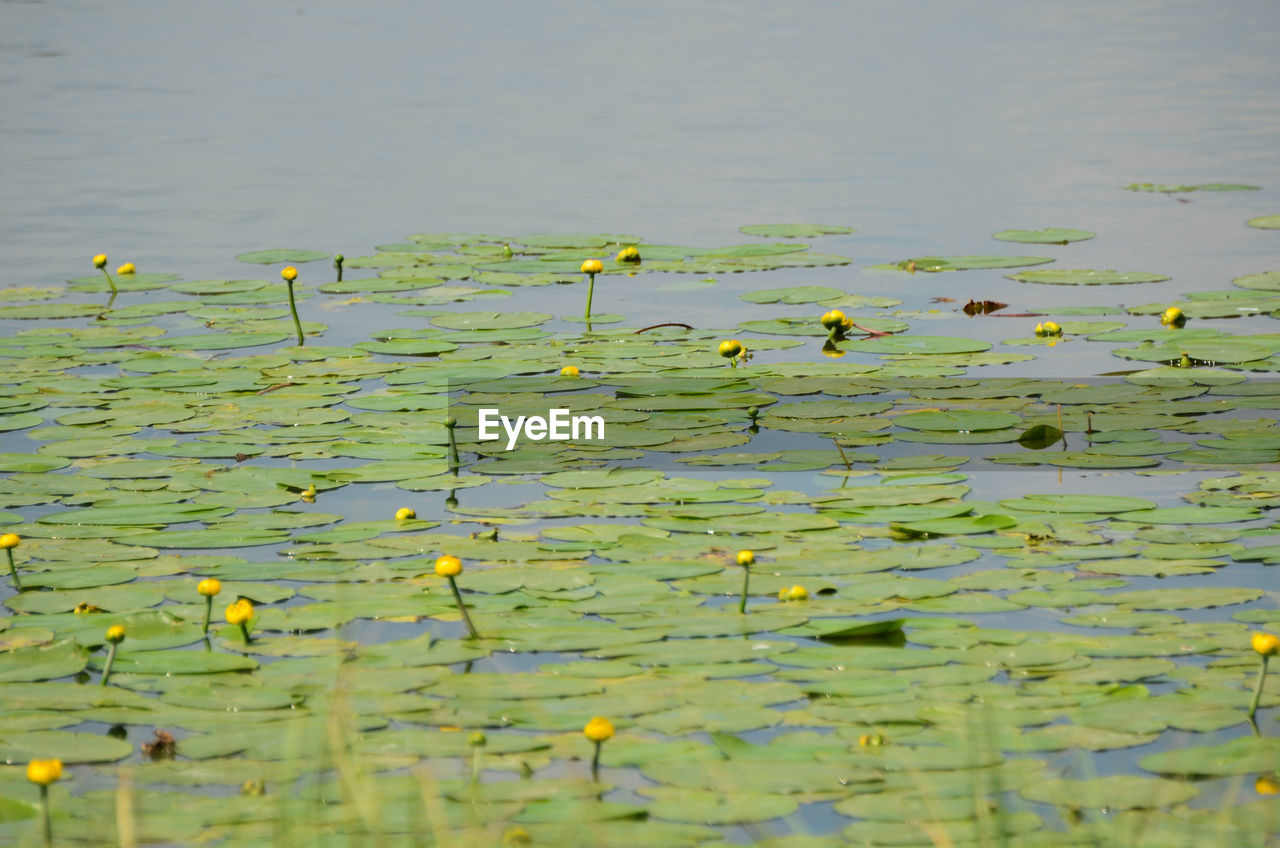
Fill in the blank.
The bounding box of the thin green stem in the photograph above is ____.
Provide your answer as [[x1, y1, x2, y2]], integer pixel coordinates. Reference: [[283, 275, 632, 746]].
[[5, 549, 21, 592], [445, 418, 460, 472], [1248, 654, 1269, 721], [239, 621, 253, 645], [470, 746, 482, 785], [101, 643, 118, 686], [40, 783, 51, 848], [201, 596, 213, 634], [286, 280, 304, 346], [591, 740, 602, 779], [584, 272, 596, 323], [448, 575, 480, 639], [99, 267, 118, 295], [738, 565, 750, 615]]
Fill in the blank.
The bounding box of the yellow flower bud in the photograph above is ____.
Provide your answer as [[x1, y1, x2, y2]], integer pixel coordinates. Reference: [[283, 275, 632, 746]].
[[469, 731, 487, 747], [0, 533, 18, 549], [225, 598, 254, 626], [116, 262, 136, 275], [1257, 775, 1279, 795], [395, 507, 416, 521], [1034, 323, 1045, 336], [281, 266, 298, 282], [1041, 321, 1062, 336], [26, 759, 62, 786], [718, 339, 743, 359], [580, 259, 604, 274], [583, 716, 614, 743], [1252, 631, 1280, 657], [105, 625, 125, 644], [736, 550, 754, 566], [74, 601, 102, 615], [435, 554, 463, 578], [560, 365, 580, 377], [1162, 306, 1186, 327], [93, 254, 108, 269], [789, 585, 808, 601], [820, 309, 847, 330], [615, 246, 641, 263], [197, 578, 221, 597], [502, 827, 533, 847]]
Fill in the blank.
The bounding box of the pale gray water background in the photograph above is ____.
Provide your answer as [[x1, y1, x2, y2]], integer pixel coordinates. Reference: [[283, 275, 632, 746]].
[[3, 0, 1279, 291]]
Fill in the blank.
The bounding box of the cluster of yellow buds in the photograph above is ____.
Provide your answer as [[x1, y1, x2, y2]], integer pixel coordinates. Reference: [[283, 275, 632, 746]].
[[778, 585, 809, 601], [718, 339, 746, 367], [1034, 321, 1062, 337], [820, 309, 854, 339]]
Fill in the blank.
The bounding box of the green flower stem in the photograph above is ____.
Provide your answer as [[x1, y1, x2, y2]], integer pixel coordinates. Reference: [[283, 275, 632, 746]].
[[285, 280, 305, 346], [39, 783, 51, 848], [5, 549, 21, 592], [591, 740, 603, 778], [1248, 654, 1270, 721], [470, 745, 483, 784], [584, 272, 596, 323], [445, 417, 460, 472], [738, 565, 750, 615], [334, 255, 344, 282], [99, 267, 118, 295], [447, 575, 480, 640], [101, 642, 118, 686], [238, 621, 253, 645], [201, 596, 213, 634]]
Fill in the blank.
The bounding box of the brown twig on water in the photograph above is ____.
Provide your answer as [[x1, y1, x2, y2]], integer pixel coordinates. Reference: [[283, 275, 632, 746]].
[[635, 322, 695, 334]]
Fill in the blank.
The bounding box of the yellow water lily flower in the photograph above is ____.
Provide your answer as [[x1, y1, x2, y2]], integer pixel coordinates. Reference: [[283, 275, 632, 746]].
[[580, 259, 604, 275], [395, 507, 416, 521], [225, 598, 254, 626], [718, 339, 743, 358], [0, 533, 18, 549], [93, 254, 108, 269], [435, 554, 463, 577], [560, 365, 580, 377], [821, 309, 847, 330], [197, 578, 221, 597], [26, 759, 62, 786], [1161, 306, 1186, 326], [583, 716, 614, 743], [281, 266, 298, 282], [1253, 632, 1280, 657], [615, 246, 641, 263], [116, 262, 136, 275], [105, 625, 125, 644], [736, 549, 754, 566]]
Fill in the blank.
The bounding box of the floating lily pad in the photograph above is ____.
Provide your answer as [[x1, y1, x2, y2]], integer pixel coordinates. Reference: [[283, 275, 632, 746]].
[[992, 228, 1095, 244], [1008, 269, 1170, 285], [235, 249, 331, 264], [740, 223, 854, 238]]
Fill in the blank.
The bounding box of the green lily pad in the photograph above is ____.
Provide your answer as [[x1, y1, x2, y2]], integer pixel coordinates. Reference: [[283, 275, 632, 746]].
[[992, 228, 1095, 244], [740, 223, 854, 238], [1008, 269, 1170, 285], [235, 249, 330, 264]]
